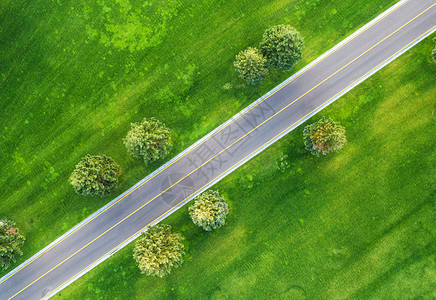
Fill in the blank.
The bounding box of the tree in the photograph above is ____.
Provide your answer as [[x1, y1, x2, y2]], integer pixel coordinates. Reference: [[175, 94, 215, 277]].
[[303, 117, 346, 156], [260, 25, 304, 71], [189, 190, 229, 231], [0, 219, 25, 270], [123, 118, 172, 165], [234, 47, 268, 85], [133, 224, 184, 277], [69, 154, 121, 197]]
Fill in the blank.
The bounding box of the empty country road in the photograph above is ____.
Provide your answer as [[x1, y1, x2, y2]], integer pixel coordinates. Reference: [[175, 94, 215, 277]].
[[1, 0, 435, 299]]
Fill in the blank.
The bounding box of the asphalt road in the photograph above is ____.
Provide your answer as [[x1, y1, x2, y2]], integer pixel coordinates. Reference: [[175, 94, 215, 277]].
[[1, 0, 435, 299]]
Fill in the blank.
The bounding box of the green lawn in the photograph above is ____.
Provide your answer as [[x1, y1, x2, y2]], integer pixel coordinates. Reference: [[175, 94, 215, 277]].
[[56, 36, 436, 299], [0, 0, 397, 276], [58, 38, 436, 299]]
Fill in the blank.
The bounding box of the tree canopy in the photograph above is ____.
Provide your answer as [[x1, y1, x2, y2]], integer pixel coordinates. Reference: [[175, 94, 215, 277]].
[[234, 47, 268, 85], [69, 154, 121, 197], [260, 24, 304, 71], [123, 118, 172, 165], [303, 117, 346, 156], [189, 190, 229, 231], [133, 224, 184, 277], [0, 219, 25, 270]]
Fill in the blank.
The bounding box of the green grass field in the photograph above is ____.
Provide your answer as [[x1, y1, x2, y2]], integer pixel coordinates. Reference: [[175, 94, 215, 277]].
[[56, 35, 436, 299], [58, 34, 436, 299], [0, 0, 397, 276]]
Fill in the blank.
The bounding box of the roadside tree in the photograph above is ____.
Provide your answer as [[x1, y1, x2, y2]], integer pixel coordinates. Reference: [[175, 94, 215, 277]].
[[189, 190, 229, 231], [303, 117, 346, 156], [234, 47, 268, 85], [124, 118, 172, 165], [133, 224, 184, 277], [260, 25, 304, 71], [69, 154, 121, 197], [0, 219, 25, 270]]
